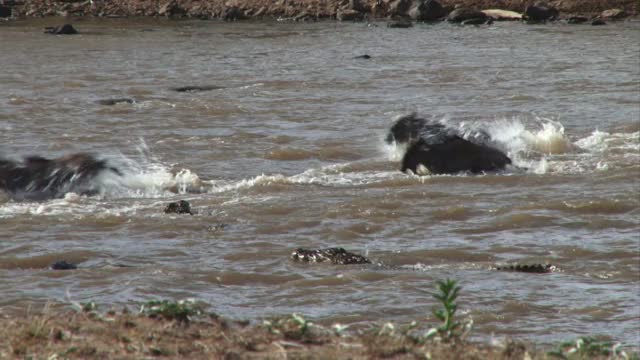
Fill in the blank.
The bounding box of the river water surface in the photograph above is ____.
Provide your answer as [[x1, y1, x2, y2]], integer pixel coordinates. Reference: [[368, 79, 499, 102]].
[[1, 18, 639, 346]]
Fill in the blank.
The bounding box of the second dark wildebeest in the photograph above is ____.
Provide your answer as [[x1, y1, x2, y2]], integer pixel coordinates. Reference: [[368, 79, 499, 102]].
[[386, 113, 511, 175]]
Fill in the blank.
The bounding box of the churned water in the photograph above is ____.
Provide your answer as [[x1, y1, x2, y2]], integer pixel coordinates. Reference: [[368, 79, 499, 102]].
[[1, 18, 639, 346]]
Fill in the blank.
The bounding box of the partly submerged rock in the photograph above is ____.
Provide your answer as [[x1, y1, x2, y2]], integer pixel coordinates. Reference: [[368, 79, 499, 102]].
[[50, 260, 78, 270], [566, 16, 589, 24], [44, 24, 78, 35], [222, 6, 246, 21], [171, 85, 225, 92], [96, 98, 135, 106], [164, 200, 193, 215], [0, 5, 12, 18], [354, 54, 371, 59], [523, 4, 559, 22], [409, 0, 447, 22], [387, 20, 413, 28], [447, 8, 488, 23], [461, 17, 493, 25], [291, 248, 371, 265]]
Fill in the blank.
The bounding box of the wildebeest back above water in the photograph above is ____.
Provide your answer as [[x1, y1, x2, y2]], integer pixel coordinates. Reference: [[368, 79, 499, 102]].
[[386, 113, 512, 174], [0, 153, 121, 201]]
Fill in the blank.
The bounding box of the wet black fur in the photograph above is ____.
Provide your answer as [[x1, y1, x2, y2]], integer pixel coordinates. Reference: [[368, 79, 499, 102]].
[[386, 114, 511, 174], [0, 153, 121, 200]]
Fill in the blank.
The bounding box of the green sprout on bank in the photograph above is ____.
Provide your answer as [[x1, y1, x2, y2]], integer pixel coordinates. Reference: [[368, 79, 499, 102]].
[[548, 336, 637, 360], [425, 278, 472, 341], [263, 313, 311, 339], [139, 299, 203, 323]]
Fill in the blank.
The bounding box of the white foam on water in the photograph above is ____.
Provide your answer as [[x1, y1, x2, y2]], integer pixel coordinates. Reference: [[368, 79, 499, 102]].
[[2, 124, 637, 218]]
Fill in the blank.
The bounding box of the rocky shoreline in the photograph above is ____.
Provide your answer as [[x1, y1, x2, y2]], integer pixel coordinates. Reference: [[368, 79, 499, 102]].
[[0, 0, 637, 22]]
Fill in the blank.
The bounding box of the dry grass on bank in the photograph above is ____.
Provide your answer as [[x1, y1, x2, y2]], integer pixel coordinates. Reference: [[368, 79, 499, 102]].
[[0, 302, 633, 360]]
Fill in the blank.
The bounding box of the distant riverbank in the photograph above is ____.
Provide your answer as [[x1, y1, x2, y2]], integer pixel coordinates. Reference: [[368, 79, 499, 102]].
[[1, 0, 637, 21]]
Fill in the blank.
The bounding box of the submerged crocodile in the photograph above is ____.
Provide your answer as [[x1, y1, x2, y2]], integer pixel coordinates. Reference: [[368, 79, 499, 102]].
[[292, 248, 371, 265], [291, 247, 559, 273]]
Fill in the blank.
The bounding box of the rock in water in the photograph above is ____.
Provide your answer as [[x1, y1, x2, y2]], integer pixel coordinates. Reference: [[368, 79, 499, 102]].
[[523, 5, 558, 22], [44, 24, 78, 35], [566, 16, 589, 24], [171, 85, 225, 92], [409, 0, 447, 21], [164, 200, 193, 215], [0, 5, 12, 18], [96, 98, 135, 106], [50, 260, 78, 270], [387, 20, 413, 28], [447, 8, 488, 23]]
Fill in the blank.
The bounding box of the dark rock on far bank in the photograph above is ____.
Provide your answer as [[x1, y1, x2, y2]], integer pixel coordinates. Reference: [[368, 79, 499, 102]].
[[387, 19, 413, 28], [447, 8, 488, 23], [171, 85, 225, 93], [222, 6, 246, 21], [291, 248, 371, 265], [164, 200, 193, 215], [0, 5, 12, 18], [409, 0, 447, 21], [591, 18, 607, 25], [523, 4, 559, 22], [96, 98, 135, 106], [44, 24, 78, 35], [50, 260, 78, 270], [337, 8, 363, 21], [158, 1, 187, 17], [566, 16, 589, 24]]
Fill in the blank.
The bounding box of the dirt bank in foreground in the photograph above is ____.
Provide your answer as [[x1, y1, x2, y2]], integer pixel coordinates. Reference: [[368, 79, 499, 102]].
[[0, 308, 631, 359], [2, 0, 637, 20]]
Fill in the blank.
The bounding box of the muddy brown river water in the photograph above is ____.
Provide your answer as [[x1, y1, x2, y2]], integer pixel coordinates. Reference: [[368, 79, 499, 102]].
[[1, 18, 639, 346]]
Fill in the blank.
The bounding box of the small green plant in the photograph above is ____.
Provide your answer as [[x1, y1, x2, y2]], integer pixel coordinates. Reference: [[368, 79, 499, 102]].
[[548, 336, 636, 359], [263, 313, 311, 340], [425, 279, 472, 341], [139, 299, 202, 323]]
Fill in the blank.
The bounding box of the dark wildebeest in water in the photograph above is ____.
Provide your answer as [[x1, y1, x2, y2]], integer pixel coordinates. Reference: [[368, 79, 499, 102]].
[[386, 113, 512, 175], [0, 153, 121, 201]]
